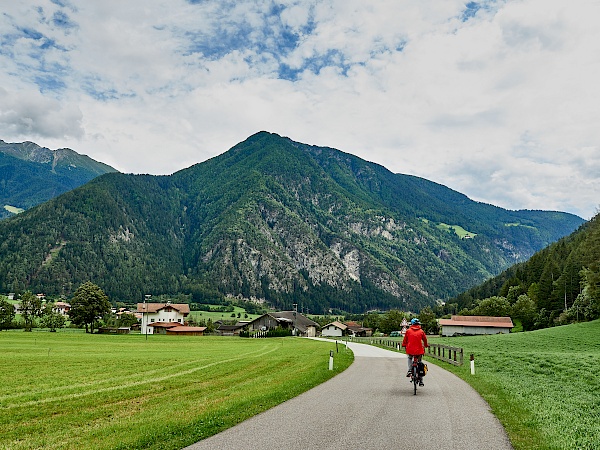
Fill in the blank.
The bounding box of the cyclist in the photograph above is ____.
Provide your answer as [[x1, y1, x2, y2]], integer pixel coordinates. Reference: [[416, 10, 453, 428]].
[[402, 318, 429, 385]]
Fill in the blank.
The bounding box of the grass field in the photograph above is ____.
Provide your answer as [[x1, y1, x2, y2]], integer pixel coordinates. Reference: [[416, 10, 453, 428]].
[[187, 305, 261, 323], [436, 222, 477, 239], [0, 332, 353, 450], [3, 205, 24, 214], [432, 321, 600, 450]]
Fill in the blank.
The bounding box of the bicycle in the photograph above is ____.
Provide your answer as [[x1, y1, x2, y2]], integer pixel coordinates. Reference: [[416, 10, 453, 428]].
[[408, 355, 425, 395]]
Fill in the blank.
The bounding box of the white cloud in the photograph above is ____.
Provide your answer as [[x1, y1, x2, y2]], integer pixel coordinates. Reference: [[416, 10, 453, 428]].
[[0, 0, 599, 219], [0, 88, 83, 139]]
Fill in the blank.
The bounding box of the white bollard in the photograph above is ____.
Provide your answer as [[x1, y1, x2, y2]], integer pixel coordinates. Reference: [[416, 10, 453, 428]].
[[470, 353, 475, 375], [329, 350, 334, 371]]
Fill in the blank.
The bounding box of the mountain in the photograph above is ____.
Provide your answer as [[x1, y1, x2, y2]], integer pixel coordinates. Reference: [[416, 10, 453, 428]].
[[0, 139, 118, 219], [0, 132, 585, 313], [452, 212, 599, 323]]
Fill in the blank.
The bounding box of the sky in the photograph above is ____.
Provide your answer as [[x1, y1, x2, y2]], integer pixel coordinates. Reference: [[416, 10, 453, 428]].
[[1, 0, 599, 219]]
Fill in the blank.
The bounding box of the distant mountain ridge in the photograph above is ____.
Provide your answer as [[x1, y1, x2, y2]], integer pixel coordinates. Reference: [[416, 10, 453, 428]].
[[0, 139, 118, 219], [0, 132, 585, 313]]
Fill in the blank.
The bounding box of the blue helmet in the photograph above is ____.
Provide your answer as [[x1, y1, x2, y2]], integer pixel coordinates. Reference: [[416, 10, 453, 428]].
[[410, 318, 420, 325]]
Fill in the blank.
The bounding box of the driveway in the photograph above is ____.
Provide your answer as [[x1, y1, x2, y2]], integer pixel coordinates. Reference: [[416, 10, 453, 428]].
[[184, 340, 513, 450]]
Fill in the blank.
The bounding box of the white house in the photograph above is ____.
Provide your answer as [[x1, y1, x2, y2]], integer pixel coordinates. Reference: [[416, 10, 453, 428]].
[[321, 321, 347, 337], [439, 315, 514, 337], [54, 301, 71, 316], [137, 302, 190, 335]]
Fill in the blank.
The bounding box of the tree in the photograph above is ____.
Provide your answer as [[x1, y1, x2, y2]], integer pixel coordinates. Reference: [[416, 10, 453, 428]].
[[69, 282, 111, 333], [471, 296, 511, 317], [20, 291, 43, 332], [40, 304, 66, 332], [206, 318, 215, 332], [0, 298, 15, 331], [565, 267, 600, 322], [380, 310, 406, 335], [418, 306, 438, 334], [117, 313, 139, 328], [511, 294, 537, 331], [362, 312, 381, 332]]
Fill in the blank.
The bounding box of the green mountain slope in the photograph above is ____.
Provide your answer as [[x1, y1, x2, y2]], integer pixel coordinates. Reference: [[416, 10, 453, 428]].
[[0, 132, 584, 313], [453, 212, 600, 321], [0, 140, 118, 219]]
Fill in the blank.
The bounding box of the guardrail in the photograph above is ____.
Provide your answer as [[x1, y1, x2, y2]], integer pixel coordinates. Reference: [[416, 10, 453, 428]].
[[427, 343, 463, 366]]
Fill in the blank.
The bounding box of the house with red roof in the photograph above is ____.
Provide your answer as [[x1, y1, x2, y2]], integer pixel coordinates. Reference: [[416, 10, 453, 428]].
[[137, 302, 190, 335], [439, 315, 514, 337]]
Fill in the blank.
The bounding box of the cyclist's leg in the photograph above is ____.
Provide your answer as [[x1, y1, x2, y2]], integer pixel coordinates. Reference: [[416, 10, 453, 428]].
[[407, 354, 413, 376]]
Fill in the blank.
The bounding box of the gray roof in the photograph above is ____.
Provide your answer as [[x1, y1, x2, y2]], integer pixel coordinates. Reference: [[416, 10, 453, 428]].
[[251, 311, 320, 333]]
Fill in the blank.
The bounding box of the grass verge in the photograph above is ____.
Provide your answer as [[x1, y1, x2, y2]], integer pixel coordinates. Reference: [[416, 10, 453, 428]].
[[430, 320, 600, 450], [0, 332, 353, 450]]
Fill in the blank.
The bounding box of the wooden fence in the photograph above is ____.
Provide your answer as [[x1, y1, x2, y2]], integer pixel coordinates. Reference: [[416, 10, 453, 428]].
[[349, 337, 464, 366], [427, 343, 463, 366]]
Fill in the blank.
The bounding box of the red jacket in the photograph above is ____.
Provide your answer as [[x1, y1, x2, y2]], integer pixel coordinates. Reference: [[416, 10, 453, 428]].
[[402, 325, 428, 355]]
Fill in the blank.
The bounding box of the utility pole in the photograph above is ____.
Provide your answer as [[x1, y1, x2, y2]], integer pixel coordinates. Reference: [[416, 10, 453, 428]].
[[144, 294, 151, 340]]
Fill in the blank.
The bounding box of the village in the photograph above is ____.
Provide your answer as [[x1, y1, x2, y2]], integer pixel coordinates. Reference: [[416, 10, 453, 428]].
[[6, 294, 514, 338]]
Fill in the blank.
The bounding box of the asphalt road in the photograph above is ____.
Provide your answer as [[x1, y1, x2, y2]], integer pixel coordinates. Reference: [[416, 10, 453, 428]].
[[184, 340, 513, 450]]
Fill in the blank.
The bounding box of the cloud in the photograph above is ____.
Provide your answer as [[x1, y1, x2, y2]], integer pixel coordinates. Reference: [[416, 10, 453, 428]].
[[0, 88, 83, 139], [0, 0, 599, 219]]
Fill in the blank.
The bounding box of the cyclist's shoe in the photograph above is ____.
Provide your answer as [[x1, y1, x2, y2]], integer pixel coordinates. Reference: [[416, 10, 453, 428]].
[[419, 380, 424, 387], [406, 371, 411, 377]]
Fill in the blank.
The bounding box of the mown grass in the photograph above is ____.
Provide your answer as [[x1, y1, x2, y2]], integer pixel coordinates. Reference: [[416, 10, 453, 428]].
[[187, 305, 261, 323], [432, 320, 600, 450], [0, 332, 353, 450]]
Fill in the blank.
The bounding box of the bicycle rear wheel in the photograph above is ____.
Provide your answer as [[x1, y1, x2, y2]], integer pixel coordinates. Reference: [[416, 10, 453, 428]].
[[413, 366, 418, 395]]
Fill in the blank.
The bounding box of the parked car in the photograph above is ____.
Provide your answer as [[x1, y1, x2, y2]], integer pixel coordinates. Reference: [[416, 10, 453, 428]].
[[390, 331, 402, 337]]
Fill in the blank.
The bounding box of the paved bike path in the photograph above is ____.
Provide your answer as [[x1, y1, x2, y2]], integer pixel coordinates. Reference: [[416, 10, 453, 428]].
[[184, 340, 513, 450]]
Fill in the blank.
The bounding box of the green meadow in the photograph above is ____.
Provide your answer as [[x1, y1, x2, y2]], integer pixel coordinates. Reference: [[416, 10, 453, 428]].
[[187, 305, 262, 323], [433, 320, 600, 450], [0, 333, 353, 450]]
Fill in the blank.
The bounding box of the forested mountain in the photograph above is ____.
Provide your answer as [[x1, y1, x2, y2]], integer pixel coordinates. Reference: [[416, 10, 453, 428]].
[[452, 213, 599, 325], [0, 132, 584, 313], [0, 139, 117, 219]]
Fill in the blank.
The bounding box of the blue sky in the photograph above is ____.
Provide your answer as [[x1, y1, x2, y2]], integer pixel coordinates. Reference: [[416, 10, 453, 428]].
[[1, 0, 599, 219]]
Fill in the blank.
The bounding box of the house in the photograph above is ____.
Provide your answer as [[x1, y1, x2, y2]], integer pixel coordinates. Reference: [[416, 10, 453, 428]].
[[246, 311, 319, 337], [166, 326, 207, 336], [321, 321, 347, 337], [137, 302, 190, 335], [439, 315, 514, 337], [148, 322, 182, 335], [54, 301, 71, 316], [345, 321, 373, 337]]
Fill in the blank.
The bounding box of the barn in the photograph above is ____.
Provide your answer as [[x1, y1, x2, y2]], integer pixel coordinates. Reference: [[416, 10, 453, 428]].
[[439, 315, 514, 337]]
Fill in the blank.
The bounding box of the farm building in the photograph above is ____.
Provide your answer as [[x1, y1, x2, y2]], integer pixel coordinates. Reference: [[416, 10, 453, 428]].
[[321, 321, 347, 337], [147, 322, 182, 335], [137, 302, 190, 335], [439, 315, 514, 337], [246, 311, 319, 337], [217, 322, 249, 336], [166, 326, 207, 336], [345, 321, 373, 337]]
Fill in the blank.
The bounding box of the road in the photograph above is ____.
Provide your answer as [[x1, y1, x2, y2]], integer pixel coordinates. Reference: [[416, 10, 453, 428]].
[[184, 340, 513, 450]]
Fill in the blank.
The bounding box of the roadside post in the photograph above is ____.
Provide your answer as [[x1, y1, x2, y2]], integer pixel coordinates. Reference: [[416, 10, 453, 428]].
[[329, 350, 334, 371], [470, 353, 475, 375]]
